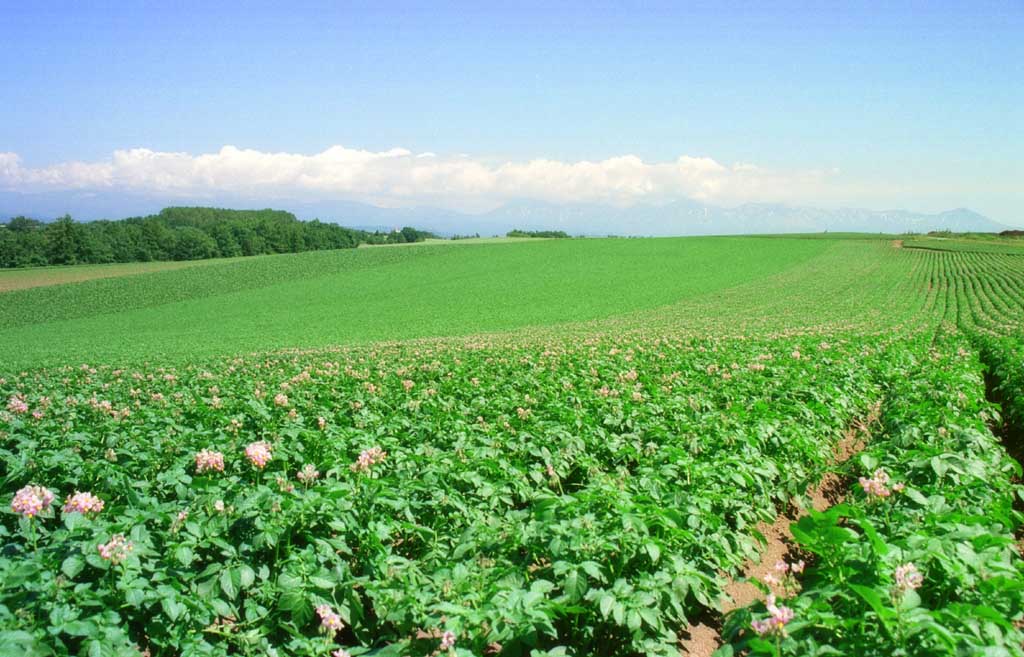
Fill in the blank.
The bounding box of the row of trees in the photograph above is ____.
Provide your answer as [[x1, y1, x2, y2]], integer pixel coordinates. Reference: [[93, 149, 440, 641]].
[[0, 207, 434, 268], [507, 229, 571, 238], [359, 226, 436, 245]]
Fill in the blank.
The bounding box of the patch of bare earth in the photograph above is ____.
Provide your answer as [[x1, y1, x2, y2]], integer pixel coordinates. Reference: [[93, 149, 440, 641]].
[[892, 239, 904, 249], [679, 403, 880, 656]]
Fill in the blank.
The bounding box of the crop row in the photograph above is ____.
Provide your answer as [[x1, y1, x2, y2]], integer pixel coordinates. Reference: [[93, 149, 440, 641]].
[[720, 333, 1024, 656]]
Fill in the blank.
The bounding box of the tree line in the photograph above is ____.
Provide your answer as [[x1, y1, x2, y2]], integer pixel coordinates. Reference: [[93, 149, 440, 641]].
[[0, 207, 435, 268], [506, 229, 572, 238]]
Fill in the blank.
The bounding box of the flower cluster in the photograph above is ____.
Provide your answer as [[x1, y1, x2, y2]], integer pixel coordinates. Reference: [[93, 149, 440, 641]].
[[98, 534, 134, 564], [351, 446, 387, 472], [245, 441, 273, 469], [894, 562, 923, 595], [297, 464, 320, 484], [315, 604, 344, 635], [750, 593, 795, 637], [858, 468, 903, 500], [63, 491, 105, 514], [7, 394, 28, 414], [273, 393, 289, 407], [194, 449, 225, 473], [440, 630, 456, 651], [11, 485, 55, 518], [762, 558, 805, 594]]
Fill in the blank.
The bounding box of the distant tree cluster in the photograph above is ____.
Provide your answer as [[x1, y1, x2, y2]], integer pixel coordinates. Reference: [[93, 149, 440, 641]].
[[506, 229, 571, 239], [0, 207, 434, 268], [358, 226, 437, 245], [450, 233, 481, 240]]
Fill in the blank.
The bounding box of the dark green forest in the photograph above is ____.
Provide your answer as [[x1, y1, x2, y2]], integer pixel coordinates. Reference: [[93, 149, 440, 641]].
[[0, 207, 435, 268]]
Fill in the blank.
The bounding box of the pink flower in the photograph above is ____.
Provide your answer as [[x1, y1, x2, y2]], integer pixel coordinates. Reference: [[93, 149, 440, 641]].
[[332, 651, 352, 657], [11, 485, 55, 518], [894, 562, 923, 593], [858, 469, 894, 499], [98, 534, 133, 564], [7, 395, 28, 414], [297, 464, 320, 484], [351, 446, 387, 472], [317, 416, 327, 430], [402, 379, 415, 392], [63, 491, 105, 514], [273, 393, 289, 407], [245, 441, 273, 469], [194, 449, 225, 473], [440, 630, 456, 650], [751, 594, 795, 637], [315, 604, 344, 635]]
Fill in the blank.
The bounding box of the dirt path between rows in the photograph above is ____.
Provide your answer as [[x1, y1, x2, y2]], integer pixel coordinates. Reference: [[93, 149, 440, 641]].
[[679, 403, 881, 656]]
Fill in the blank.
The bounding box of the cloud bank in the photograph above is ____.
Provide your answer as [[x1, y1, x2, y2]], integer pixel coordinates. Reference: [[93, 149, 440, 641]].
[[0, 145, 836, 212]]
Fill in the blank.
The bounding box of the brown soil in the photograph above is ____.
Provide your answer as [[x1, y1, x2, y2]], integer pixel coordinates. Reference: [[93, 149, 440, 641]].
[[892, 240, 904, 249], [679, 621, 721, 657], [679, 403, 880, 656]]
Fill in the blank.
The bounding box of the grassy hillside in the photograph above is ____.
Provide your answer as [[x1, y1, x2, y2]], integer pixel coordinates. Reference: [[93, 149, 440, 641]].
[[0, 236, 830, 367]]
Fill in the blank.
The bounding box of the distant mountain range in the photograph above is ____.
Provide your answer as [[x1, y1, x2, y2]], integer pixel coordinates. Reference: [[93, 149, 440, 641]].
[[0, 189, 1012, 236]]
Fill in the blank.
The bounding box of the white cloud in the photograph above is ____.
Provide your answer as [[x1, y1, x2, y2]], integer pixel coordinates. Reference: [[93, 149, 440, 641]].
[[0, 145, 836, 211]]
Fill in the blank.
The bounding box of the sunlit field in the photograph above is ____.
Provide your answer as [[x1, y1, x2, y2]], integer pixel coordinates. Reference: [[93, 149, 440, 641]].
[[3, 235, 1024, 657]]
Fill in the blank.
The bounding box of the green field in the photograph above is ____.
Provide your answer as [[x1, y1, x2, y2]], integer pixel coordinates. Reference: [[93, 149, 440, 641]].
[[3, 235, 1024, 657], [0, 258, 226, 292], [902, 235, 1024, 255], [0, 236, 833, 367]]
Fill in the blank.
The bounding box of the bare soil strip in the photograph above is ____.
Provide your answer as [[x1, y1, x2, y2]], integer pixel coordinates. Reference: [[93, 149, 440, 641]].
[[679, 403, 880, 656]]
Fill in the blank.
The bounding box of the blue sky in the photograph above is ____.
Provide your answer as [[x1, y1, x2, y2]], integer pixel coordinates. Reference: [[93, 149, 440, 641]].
[[1, 1, 1021, 223]]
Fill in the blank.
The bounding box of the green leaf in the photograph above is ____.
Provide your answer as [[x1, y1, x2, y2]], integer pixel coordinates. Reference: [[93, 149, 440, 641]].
[[174, 545, 195, 566], [904, 488, 929, 506], [562, 570, 586, 602], [125, 588, 145, 607], [61, 555, 85, 579], [899, 589, 921, 610], [220, 568, 238, 600], [612, 602, 625, 626], [850, 584, 894, 637], [0, 631, 53, 657], [237, 564, 256, 589], [643, 542, 661, 563], [62, 619, 96, 636], [161, 597, 185, 622], [580, 561, 604, 581], [851, 515, 888, 556]]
